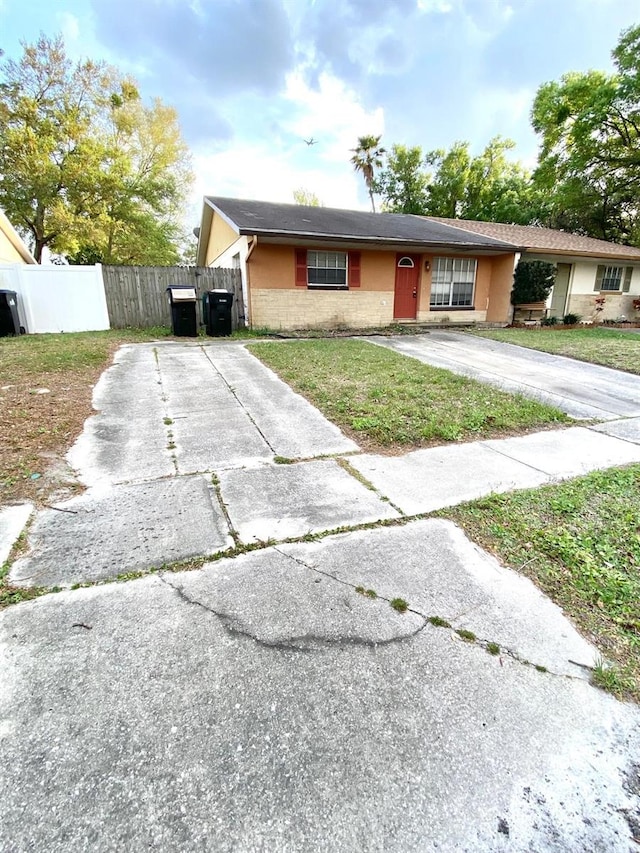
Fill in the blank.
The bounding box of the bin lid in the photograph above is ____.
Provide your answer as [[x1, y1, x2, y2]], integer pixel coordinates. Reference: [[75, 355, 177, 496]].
[[167, 286, 196, 301]]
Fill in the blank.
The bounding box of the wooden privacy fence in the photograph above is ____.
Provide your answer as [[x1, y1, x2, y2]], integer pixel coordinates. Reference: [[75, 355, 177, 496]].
[[102, 266, 244, 329]]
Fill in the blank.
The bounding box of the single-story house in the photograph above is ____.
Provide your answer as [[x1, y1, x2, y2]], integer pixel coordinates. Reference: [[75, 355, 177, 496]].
[[196, 197, 640, 330], [0, 209, 36, 265], [432, 218, 640, 323], [196, 197, 521, 330]]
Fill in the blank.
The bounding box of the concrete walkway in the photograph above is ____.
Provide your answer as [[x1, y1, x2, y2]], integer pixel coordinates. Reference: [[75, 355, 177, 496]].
[[2, 339, 640, 852], [369, 330, 640, 420]]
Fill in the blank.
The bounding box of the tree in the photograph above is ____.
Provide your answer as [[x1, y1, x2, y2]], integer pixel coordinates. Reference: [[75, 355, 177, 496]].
[[423, 137, 543, 223], [373, 144, 429, 214], [511, 260, 556, 305], [0, 34, 192, 264], [350, 134, 385, 212], [293, 188, 322, 206], [531, 24, 640, 244]]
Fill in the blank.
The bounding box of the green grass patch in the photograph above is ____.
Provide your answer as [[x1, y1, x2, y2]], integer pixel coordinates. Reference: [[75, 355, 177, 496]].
[[473, 327, 640, 375], [248, 340, 568, 449], [438, 465, 640, 701], [0, 327, 171, 375]]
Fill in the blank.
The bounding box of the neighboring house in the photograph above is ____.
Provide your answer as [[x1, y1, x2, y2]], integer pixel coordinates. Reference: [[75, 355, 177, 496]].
[[196, 197, 520, 330], [0, 209, 36, 265], [432, 219, 640, 323]]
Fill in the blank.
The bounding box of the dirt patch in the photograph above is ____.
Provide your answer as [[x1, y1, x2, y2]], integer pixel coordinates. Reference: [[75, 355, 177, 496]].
[[0, 365, 104, 505]]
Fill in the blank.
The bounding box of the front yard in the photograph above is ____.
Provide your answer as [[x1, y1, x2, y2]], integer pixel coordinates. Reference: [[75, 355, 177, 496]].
[[441, 467, 640, 702], [0, 328, 171, 505], [249, 339, 568, 451], [473, 327, 640, 375]]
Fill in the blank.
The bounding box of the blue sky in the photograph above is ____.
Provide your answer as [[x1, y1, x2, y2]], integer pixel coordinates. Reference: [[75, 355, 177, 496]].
[[1, 0, 639, 224]]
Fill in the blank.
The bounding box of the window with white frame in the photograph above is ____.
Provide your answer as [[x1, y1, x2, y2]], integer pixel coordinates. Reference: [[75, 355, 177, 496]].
[[307, 250, 348, 287], [430, 257, 476, 308], [600, 265, 623, 291]]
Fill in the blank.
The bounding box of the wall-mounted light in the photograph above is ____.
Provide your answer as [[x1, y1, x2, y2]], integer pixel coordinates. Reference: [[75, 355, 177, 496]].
[[425, 260, 431, 272]]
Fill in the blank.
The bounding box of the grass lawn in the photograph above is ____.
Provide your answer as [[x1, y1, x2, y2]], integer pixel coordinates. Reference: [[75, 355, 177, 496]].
[[439, 466, 640, 702], [0, 328, 171, 505], [473, 327, 640, 374], [248, 339, 569, 451]]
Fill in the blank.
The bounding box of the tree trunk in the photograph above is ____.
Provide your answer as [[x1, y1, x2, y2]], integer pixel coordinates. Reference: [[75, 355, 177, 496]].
[[33, 238, 46, 263], [368, 186, 376, 213]]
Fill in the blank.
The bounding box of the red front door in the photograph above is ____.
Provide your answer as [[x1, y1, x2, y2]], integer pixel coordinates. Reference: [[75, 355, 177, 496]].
[[393, 254, 420, 319]]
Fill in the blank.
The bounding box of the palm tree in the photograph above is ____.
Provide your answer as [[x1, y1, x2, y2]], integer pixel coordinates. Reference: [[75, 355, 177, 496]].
[[350, 135, 385, 212]]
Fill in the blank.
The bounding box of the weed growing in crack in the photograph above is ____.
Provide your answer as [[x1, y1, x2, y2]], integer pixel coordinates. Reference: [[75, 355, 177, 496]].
[[428, 616, 451, 628], [390, 597, 408, 613], [163, 417, 174, 426], [535, 664, 548, 673], [274, 456, 296, 464], [486, 642, 501, 656], [355, 586, 378, 599], [211, 473, 220, 486], [456, 628, 476, 642]]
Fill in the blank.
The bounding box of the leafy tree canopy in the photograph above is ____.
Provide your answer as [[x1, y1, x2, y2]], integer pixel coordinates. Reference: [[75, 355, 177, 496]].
[[0, 34, 193, 264], [531, 24, 640, 244], [293, 188, 323, 206], [374, 144, 429, 214], [371, 137, 543, 223]]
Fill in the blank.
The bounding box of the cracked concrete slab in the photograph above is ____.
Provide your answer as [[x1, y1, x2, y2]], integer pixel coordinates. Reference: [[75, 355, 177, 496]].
[[219, 459, 400, 542], [347, 441, 549, 515], [483, 426, 640, 478], [163, 546, 423, 648], [370, 331, 640, 420], [278, 519, 598, 678], [1, 568, 638, 852], [68, 411, 173, 486], [9, 475, 232, 588], [207, 345, 359, 457], [591, 415, 640, 444], [172, 409, 273, 473]]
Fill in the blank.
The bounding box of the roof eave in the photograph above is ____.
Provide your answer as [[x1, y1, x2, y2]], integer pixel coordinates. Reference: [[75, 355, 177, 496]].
[[237, 227, 518, 253]]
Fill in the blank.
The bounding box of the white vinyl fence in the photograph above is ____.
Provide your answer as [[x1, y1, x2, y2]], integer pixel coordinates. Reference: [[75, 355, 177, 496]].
[[0, 263, 109, 334]]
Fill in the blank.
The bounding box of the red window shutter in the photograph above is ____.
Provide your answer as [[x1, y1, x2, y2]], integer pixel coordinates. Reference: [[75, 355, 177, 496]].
[[349, 251, 361, 287], [295, 249, 307, 287]]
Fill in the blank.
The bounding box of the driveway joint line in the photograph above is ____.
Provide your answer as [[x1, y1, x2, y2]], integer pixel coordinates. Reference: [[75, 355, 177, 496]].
[[478, 440, 555, 478], [200, 345, 276, 454], [153, 347, 179, 475]]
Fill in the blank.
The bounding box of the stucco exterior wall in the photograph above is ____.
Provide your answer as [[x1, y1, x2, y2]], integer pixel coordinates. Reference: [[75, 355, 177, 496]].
[[486, 254, 517, 322], [205, 214, 239, 266]]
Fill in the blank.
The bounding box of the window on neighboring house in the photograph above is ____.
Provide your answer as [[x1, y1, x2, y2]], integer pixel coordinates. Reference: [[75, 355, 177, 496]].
[[296, 249, 361, 289], [595, 265, 632, 292], [430, 257, 476, 308]]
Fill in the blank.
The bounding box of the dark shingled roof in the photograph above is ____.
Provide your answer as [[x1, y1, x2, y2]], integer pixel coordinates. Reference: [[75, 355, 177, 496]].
[[205, 197, 519, 251]]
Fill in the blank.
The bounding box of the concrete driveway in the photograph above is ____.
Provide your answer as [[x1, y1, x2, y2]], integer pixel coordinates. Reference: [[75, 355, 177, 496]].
[[1, 340, 640, 852], [369, 330, 640, 420]]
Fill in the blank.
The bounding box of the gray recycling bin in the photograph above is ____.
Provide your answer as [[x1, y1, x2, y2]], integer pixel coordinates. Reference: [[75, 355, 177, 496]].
[[203, 289, 234, 337], [166, 285, 198, 336]]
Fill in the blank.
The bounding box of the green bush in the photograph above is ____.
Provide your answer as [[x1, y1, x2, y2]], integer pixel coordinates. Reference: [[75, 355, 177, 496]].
[[563, 313, 581, 325], [511, 260, 556, 305]]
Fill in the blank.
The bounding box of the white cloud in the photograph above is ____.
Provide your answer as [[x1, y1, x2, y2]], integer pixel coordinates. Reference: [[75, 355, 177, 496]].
[[190, 69, 385, 212], [58, 12, 80, 43], [282, 70, 384, 164]]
